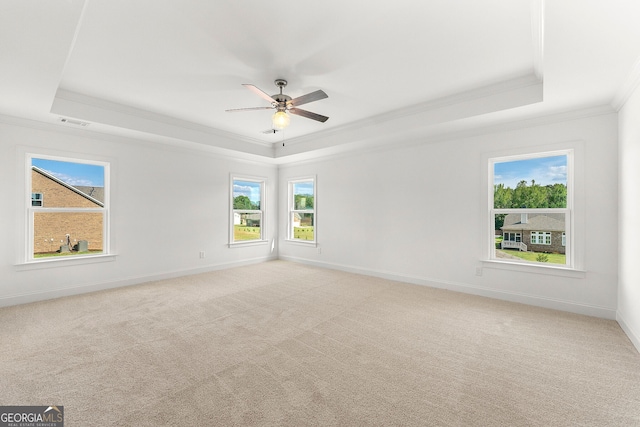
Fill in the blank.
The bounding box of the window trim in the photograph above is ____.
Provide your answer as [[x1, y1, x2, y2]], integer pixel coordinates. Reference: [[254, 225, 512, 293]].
[[229, 174, 267, 246], [487, 148, 575, 270], [286, 176, 316, 245], [25, 153, 111, 263]]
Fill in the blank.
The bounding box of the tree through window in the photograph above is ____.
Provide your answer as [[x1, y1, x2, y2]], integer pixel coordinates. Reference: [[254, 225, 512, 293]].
[[231, 177, 265, 243], [288, 178, 315, 243]]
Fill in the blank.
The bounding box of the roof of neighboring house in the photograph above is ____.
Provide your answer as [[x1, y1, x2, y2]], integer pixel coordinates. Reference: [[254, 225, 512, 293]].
[[73, 186, 105, 203], [501, 213, 565, 232], [32, 166, 104, 207], [240, 213, 261, 220]]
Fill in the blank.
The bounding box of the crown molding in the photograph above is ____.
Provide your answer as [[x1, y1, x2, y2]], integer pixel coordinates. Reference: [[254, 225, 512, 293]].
[[274, 74, 543, 158], [275, 104, 615, 166], [49, 75, 543, 163], [287, 74, 542, 144], [611, 54, 640, 111], [0, 113, 280, 166], [2, 102, 614, 170], [51, 89, 276, 157]]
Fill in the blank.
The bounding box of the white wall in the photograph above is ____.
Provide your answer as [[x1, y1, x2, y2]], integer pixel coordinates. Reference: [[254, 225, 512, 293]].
[[618, 84, 640, 351], [0, 110, 625, 327], [279, 112, 619, 319], [0, 118, 278, 306]]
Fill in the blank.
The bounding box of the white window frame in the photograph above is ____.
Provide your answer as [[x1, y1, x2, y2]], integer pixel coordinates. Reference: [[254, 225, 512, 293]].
[[504, 232, 521, 242], [287, 177, 316, 245], [488, 149, 574, 270], [25, 153, 111, 264], [230, 175, 267, 246], [531, 231, 551, 245]]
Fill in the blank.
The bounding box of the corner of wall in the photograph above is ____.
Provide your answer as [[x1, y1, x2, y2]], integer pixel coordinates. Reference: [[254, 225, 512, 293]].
[[617, 311, 640, 354]]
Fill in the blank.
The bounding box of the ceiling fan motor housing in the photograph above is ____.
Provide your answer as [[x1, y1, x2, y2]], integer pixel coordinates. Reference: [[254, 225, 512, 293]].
[[273, 79, 291, 110], [273, 94, 292, 108]]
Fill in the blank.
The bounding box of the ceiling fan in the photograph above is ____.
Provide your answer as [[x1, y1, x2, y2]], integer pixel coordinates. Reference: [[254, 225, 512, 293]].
[[226, 79, 328, 130]]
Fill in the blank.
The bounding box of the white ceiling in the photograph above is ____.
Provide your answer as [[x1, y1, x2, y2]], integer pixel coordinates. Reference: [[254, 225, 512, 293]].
[[2, 0, 640, 161]]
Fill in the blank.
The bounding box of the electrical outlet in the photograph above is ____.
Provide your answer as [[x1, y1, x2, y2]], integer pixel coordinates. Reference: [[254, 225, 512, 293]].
[[475, 267, 483, 276], [317, 247, 322, 254], [199, 251, 205, 259]]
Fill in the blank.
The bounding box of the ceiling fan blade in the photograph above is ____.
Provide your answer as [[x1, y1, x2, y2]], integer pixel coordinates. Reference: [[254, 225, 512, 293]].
[[243, 84, 277, 104], [289, 89, 328, 107], [289, 108, 329, 123], [225, 106, 274, 112]]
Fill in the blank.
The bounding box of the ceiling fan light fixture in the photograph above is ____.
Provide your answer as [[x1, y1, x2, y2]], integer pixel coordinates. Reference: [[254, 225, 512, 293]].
[[227, 80, 328, 131], [272, 110, 290, 129]]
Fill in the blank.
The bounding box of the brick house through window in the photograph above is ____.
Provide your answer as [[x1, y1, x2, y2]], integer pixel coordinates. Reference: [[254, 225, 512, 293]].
[[500, 213, 566, 254], [31, 166, 104, 254]]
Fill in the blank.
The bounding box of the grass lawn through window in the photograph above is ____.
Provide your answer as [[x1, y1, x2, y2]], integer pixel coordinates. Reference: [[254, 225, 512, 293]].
[[293, 226, 314, 241], [497, 249, 566, 265], [234, 225, 261, 241], [34, 250, 102, 258]]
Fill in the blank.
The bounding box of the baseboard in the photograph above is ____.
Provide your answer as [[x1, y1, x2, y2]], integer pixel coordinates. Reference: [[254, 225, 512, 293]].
[[616, 311, 640, 354], [0, 255, 277, 308], [279, 256, 617, 319]]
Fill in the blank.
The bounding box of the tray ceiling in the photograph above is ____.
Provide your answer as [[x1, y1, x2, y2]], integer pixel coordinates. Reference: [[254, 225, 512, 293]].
[[1, 0, 640, 161]]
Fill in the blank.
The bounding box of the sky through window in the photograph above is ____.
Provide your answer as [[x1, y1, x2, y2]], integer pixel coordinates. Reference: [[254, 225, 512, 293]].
[[494, 155, 567, 188]]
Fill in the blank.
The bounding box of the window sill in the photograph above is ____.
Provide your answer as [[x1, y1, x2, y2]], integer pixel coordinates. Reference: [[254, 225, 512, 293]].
[[15, 254, 117, 271], [482, 259, 585, 279], [284, 239, 317, 247], [228, 240, 269, 248]]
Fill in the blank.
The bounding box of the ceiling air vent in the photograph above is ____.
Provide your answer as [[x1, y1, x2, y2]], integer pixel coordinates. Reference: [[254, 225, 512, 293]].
[[59, 117, 90, 127]]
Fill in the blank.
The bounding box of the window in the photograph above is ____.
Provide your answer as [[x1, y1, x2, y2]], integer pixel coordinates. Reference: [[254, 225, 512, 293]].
[[31, 193, 43, 207], [504, 232, 521, 242], [490, 151, 572, 267], [288, 178, 315, 243], [531, 231, 551, 245], [28, 155, 109, 260], [231, 176, 265, 243]]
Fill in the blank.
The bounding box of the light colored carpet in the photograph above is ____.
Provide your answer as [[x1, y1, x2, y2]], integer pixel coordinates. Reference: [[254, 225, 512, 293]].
[[1, 260, 639, 426]]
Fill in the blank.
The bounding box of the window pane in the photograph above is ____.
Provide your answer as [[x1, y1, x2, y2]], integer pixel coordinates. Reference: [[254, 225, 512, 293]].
[[495, 212, 566, 265], [292, 213, 314, 241], [31, 193, 43, 207], [34, 211, 103, 257], [233, 180, 261, 210], [31, 158, 105, 208], [233, 213, 261, 241], [494, 155, 567, 209], [293, 181, 314, 210]]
